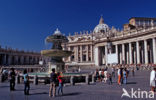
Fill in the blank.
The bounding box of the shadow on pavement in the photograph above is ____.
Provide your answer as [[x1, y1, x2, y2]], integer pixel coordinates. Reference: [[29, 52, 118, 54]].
[[126, 82, 137, 84], [0, 86, 9, 88], [30, 92, 48, 95], [63, 92, 82, 96]]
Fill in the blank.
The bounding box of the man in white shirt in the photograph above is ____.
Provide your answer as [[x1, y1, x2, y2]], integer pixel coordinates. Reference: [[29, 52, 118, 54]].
[[150, 67, 156, 92]]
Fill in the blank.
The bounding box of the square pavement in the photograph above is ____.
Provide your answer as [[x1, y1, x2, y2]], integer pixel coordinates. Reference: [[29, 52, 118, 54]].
[[0, 70, 155, 100]]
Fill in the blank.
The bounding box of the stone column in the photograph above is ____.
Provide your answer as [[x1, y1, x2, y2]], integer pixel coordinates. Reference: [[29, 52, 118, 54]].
[[76, 46, 79, 62], [122, 44, 125, 64], [153, 38, 156, 64], [94, 47, 99, 66], [34, 75, 38, 85], [91, 45, 93, 61], [126, 48, 129, 64], [136, 41, 140, 64], [115, 45, 118, 64], [70, 76, 75, 85], [144, 40, 148, 64], [86, 45, 89, 62], [74, 46, 77, 61], [129, 43, 132, 64], [80, 45, 83, 62], [105, 45, 108, 65], [8, 55, 11, 65], [68, 47, 71, 62], [3, 54, 6, 65]]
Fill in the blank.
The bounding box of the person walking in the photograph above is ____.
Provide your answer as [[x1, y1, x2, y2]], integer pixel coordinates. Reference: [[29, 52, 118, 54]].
[[104, 69, 108, 83], [49, 68, 57, 97], [132, 66, 135, 77], [117, 67, 121, 85], [111, 67, 115, 78], [150, 67, 156, 92], [123, 68, 127, 84], [108, 73, 112, 85], [23, 69, 30, 95], [57, 72, 63, 96], [95, 69, 99, 81], [9, 68, 16, 91]]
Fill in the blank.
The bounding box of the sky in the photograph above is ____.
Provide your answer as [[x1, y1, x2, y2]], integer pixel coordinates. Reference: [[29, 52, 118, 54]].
[[0, 0, 156, 52]]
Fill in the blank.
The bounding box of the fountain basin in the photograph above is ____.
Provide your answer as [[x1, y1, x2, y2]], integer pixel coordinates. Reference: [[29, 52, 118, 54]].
[[41, 49, 72, 57]]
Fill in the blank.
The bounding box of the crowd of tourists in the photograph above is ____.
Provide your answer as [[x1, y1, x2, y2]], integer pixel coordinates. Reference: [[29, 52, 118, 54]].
[[94, 64, 156, 92], [0, 67, 64, 97], [0, 63, 156, 97], [94, 65, 136, 85]]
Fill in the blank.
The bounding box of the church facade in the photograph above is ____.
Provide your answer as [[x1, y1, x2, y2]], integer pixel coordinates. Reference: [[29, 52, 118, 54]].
[[63, 17, 156, 67]]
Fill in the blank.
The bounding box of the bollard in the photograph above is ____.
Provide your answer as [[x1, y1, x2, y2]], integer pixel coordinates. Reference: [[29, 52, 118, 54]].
[[20, 76, 23, 83], [70, 76, 75, 85], [91, 74, 95, 84], [0, 74, 2, 83], [85, 75, 89, 85], [34, 75, 38, 85]]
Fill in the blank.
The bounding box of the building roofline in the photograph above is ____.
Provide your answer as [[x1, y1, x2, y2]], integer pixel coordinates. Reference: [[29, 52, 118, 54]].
[[129, 17, 156, 21]]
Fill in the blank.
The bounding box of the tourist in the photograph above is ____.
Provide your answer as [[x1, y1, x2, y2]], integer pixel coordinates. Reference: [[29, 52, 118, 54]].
[[57, 72, 63, 96], [99, 69, 102, 81], [49, 68, 57, 97], [117, 67, 121, 85], [101, 69, 104, 82], [9, 68, 16, 91], [150, 67, 156, 92], [132, 66, 135, 77], [23, 69, 30, 95], [123, 68, 127, 84], [103, 69, 108, 83], [107, 73, 112, 85], [120, 67, 124, 84], [95, 69, 99, 81], [111, 66, 115, 78]]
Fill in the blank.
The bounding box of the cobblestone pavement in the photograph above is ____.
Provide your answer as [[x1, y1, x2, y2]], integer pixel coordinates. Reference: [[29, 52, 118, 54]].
[[0, 70, 155, 100]]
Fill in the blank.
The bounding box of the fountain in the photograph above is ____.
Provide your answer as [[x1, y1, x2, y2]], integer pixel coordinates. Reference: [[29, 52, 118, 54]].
[[41, 28, 72, 73], [26, 29, 91, 85]]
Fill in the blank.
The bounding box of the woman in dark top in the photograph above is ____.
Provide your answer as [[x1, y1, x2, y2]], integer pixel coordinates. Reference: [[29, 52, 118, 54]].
[[9, 68, 16, 91]]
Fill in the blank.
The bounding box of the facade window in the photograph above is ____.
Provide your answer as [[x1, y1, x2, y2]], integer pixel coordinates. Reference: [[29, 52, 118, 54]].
[[71, 46, 74, 51], [89, 57, 91, 61], [88, 45, 90, 50], [78, 57, 80, 62], [78, 46, 80, 50], [82, 55, 86, 61], [82, 45, 86, 50], [71, 55, 74, 61]]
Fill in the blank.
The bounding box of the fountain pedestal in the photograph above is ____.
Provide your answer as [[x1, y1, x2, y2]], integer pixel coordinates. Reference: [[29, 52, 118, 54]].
[[48, 62, 64, 73]]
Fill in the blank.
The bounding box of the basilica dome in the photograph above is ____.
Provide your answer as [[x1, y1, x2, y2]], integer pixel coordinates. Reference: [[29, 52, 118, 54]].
[[93, 16, 109, 34]]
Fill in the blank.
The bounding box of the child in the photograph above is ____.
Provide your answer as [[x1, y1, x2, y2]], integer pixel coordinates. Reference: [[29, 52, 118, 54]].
[[57, 72, 63, 95]]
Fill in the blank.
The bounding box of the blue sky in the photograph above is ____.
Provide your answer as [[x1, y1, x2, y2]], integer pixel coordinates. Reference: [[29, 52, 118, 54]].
[[0, 0, 156, 52]]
